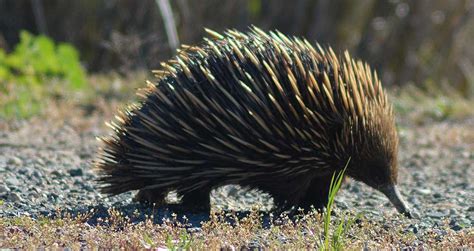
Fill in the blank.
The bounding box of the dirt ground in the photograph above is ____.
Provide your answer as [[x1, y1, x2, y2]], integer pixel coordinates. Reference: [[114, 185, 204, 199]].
[[0, 96, 473, 248]]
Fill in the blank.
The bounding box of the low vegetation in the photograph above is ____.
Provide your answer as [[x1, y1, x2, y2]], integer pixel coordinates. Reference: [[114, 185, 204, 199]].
[[0, 31, 87, 118], [1, 206, 470, 249], [392, 83, 474, 124]]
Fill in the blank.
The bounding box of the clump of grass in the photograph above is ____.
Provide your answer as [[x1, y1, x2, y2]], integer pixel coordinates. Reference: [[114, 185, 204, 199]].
[[165, 229, 193, 250], [0, 30, 87, 119], [321, 157, 359, 250]]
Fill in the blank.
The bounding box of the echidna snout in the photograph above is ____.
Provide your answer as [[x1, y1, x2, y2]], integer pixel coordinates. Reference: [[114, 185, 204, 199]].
[[95, 26, 412, 216], [380, 184, 412, 218]]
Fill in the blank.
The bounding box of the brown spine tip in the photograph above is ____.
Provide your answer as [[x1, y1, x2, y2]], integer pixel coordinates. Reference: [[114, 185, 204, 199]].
[[379, 184, 412, 218]]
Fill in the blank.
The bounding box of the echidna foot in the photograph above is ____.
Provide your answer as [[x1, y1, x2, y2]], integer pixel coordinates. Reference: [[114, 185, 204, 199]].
[[179, 189, 212, 213], [133, 189, 167, 205]]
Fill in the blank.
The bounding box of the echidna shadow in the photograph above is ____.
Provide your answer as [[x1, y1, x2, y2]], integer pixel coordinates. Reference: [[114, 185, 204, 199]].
[[95, 27, 411, 217]]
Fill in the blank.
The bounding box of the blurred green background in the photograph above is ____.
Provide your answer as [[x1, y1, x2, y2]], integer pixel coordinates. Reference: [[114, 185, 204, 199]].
[[0, 0, 473, 118]]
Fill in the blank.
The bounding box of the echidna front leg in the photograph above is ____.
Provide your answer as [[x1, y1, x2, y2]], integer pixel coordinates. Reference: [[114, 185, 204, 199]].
[[298, 175, 334, 210], [179, 188, 212, 213], [134, 188, 167, 205]]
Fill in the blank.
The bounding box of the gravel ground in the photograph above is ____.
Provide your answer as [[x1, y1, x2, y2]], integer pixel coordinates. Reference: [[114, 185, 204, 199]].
[[0, 115, 473, 239]]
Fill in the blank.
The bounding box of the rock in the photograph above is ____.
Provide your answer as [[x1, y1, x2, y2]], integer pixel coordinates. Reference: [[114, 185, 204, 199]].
[[0, 184, 11, 196], [8, 192, 23, 202], [434, 229, 448, 237], [68, 168, 83, 177], [364, 200, 375, 206], [449, 219, 463, 231], [417, 188, 431, 195], [427, 211, 448, 219], [451, 224, 462, 231], [336, 201, 349, 209], [32, 170, 43, 179], [48, 193, 59, 203], [410, 210, 421, 219], [348, 184, 360, 193], [79, 152, 92, 159], [221, 244, 236, 251], [28, 191, 40, 199], [5, 177, 20, 186], [83, 184, 94, 192], [462, 151, 471, 158], [18, 168, 28, 175], [227, 186, 239, 197], [408, 196, 420, 205], [433, 193, 442, 199], [407, 224, 418, 234], [35, 158, 45, 166], [418, 221, 429, 229], [246, 240, 262, 250], [449, 208, 457, 215], [51, 170, 63, 177], [7, 156, 23, 166]]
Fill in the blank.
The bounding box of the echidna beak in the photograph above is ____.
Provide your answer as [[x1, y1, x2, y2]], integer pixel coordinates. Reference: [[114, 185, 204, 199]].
[[379, 184, 412, 218]]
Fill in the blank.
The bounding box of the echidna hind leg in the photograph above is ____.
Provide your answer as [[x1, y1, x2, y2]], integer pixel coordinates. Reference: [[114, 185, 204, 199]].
[[298, 175, 333, 211], [134, 188, 167, 205], [179, 189, 212, 213]]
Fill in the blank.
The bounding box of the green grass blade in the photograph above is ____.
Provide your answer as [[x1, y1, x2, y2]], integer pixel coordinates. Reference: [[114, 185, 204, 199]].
[[322, 157, 351, 251]]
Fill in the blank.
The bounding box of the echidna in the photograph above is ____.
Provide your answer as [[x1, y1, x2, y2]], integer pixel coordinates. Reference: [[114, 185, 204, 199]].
[[95, 27, 411, 216]]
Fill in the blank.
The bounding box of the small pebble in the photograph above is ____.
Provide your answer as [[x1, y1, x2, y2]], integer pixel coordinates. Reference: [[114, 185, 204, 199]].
[[227, 186, 239, 197], [408, 196, 420, 205], [365, 200, 375, 206], [83, 184, 95, 192], [408, 224, 418, 234], [410, 210, 421, 219], [7, 156, 23, 166], [417, 188, 431, 195], [0, 184, 11, 196], [450, 224, 462, 231], [5, 177, 20, 186], [32, 170, 43, 179], [69, 168, 83, 177], [349, 185, 360, 193], [427, 211, 447, 219], [336, 201, 349, 209], [35, 158, 45, 166], [18, 168, 29, 175], [434, 229, 448, 237], [433, 193, 442, 199], [51, 170, 63, 176], [8, 192, 23, 202]]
